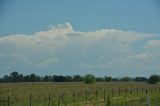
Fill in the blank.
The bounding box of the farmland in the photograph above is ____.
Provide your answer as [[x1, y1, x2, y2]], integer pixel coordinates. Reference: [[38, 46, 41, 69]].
[[0, 82, 160, 106]]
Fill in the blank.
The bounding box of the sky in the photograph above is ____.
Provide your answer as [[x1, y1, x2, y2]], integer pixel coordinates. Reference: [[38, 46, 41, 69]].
[[0, 0, 160, 77]]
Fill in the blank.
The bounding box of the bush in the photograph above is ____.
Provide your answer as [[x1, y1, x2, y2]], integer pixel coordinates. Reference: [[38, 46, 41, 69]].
[[147, 75, 160, 84], [84, 74, 96, 84], [105, 76, 112, 82], [121, 76, 132, 82]]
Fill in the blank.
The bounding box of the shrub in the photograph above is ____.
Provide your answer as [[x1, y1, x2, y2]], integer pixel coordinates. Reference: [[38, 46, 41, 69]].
[[147, 75, 160, 84], [84, 74, 96, 84]]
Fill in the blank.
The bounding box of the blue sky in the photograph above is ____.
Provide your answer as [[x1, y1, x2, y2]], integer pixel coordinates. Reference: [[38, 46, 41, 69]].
[[0, 0, 160, 35], [0, 0, 160, 77]]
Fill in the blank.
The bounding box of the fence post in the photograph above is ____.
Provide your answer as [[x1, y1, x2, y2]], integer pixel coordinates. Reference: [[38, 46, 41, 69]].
[[142, 88, 144, 94], [48, 94, 51, 106], [7, 96, 9, 106], [130, 88, 133, 95], [155, 87, 156, 93], [126, 88, 128, 96], [137, 88, 139, 94], [29, 95, 32, 106], [104, 89, 106, 104], [96, 90, 98, 100], [118, 88, 120, 96], [145, 89, 150, 106], [111, 88, 114, 97], [58, 95, 60, 106], [85, 89, 87, 101], [61, 92, 64, 103], [73, 91, 75, 103], [125, 97, 128, 106], [96, 89, 98, 106], [85, 89, 88, 104]]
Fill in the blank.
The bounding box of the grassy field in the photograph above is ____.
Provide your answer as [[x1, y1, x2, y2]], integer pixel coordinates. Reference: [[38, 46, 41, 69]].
[[0, 82, 160, 106]]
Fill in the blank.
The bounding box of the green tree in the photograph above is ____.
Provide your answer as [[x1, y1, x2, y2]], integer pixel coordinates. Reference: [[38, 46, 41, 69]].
[[105, 76, 112, 82], [10, 71, 19, 82], [148, 75, 160, 84], [121, 76, 132, 82], [29, 73, 36, 82], [73, 75, 83, 82], [84, 74, 96, 84], [3, 75, 11, 82], [18, 74, 24, 82]]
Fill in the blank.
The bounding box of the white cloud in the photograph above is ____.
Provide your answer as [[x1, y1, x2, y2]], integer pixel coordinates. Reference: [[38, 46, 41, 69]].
[[36, 58, 59, 68], [78, 62, 108, 70], [145, 40, 160, 49], [0, 22, 160, 76]]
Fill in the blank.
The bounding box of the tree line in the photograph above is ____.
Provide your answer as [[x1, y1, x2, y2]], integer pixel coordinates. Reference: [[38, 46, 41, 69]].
[[0, 71, 159, 84]]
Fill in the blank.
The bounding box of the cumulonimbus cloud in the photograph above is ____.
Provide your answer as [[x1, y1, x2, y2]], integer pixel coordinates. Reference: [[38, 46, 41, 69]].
[[0, 22, 160, 76]]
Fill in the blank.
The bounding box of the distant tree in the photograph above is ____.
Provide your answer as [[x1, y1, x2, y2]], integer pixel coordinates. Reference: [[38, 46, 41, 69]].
[[112, 78, 119, 82], [44, 75, 53, 82], [134, 77, 147, 82], [148, 75, 160, 84], [105, 76, 112, 82], [121, 77, 132, 82], [36, 76, 41, 82], [10, 71, 19, 82], [18, 74, 24, 82], [73, 75, 83, 82], [84, 74, 96, 84], [53, 75, 66, 82], [0, 78, 3, 83], [3, 75, 11, 82], [24, 75, 30, 82], [96, 77, 104, 82], [65, 76, 73, 82], [29, 73, 36, 82]]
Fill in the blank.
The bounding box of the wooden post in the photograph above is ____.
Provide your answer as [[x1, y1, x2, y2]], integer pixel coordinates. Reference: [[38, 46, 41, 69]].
[[7, 96, 9, 106], [96, 90, 98, 100], [73, 91, 75, 103], [130, 88, 132, 95], [96, 90, 98, 106], [58, 95, 60, 106], [48, 94, 51, 106], [111, 88, 114, 97], [125, 97, 128, 106], [142, 88, 144, 94], [85, 89, 87, 101], [104, 89, 106, 104], [61, 92, 64, 103], [126, 88, 128, 96], [85, 89, 88, 105], [107, 95, 111, 106], [125, 88, 128, 106], [145, 89, 150, 106], [29, 95, 32, 106], [155, 87, 156, 93], [137, 88, 139, 94], [118, 88, 120, 96]]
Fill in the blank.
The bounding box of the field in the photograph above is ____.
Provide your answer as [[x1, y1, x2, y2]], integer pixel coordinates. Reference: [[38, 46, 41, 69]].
[[0, 82, 160, 106]]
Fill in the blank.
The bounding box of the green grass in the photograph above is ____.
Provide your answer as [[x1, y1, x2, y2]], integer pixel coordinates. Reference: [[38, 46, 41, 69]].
[[0, 82, 160, 106]]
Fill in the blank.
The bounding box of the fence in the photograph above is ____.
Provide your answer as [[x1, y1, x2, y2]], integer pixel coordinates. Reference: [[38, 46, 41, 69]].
[[1, 87, 160, 106]]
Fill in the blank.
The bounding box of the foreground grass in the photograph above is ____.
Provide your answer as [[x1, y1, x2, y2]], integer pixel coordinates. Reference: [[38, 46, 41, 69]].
[[0, 82, 160, 106]]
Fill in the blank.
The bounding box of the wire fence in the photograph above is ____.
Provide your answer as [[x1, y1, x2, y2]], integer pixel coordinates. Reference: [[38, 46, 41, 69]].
[[0, 87, 160, 106]]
